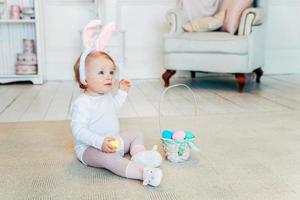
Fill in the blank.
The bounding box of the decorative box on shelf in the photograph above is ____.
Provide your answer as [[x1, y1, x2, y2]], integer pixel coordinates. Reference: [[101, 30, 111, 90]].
[[15, 38, 37, 75], [21, 7, 35, 19], [16, 64, 37, 75]]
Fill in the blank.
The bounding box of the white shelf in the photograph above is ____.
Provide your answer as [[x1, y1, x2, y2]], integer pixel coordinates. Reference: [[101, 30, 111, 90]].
[[0, 74, 39, 78], [0, 75, 42, 84], [0, 0, 43, 85], [0, 19, 37, 24]]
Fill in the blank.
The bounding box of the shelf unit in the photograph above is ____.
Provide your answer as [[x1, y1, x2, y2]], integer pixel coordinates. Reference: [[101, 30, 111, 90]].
[[0, 0, 43, 84], [0, 19, 36, 23]]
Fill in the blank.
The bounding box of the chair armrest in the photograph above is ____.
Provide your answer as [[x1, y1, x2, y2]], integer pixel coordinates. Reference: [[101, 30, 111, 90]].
[[238, 7, 264, 36], [166, 8, 189, 35]]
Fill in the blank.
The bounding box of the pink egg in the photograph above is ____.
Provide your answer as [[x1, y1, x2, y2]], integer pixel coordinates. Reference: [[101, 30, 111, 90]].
[[172, 130, 186, 140]]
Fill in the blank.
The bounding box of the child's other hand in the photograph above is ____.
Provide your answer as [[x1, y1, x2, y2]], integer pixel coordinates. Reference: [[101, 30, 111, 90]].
[[102, 137, 117, 153], [119, 79, 131, 93]]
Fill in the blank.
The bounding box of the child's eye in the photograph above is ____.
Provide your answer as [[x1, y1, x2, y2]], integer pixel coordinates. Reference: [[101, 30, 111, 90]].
[[110, 71, 115, 75], [98, 71, 104, 75]]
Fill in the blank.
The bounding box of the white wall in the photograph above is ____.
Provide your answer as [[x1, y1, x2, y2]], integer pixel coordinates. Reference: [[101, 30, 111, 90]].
[[42, 0, 300, 80], [264, 0, 300, 74], [42, 0, 95, 80], [118, 0, 175, 79], [42, 0, 175, 80]]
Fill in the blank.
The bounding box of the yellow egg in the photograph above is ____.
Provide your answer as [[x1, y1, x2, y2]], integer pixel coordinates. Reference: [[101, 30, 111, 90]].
[[109, 139, 120, 151]]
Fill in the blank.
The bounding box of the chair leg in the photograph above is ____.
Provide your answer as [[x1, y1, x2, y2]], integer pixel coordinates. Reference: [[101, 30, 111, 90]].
[[253, 67, 264, 83], [191, 71, 196, 78], [235, 73, 246, 93], [162, 70, 176, 87]]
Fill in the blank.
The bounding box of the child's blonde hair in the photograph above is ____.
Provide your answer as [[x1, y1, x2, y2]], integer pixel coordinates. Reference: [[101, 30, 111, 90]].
[[73, 51, 116, 89]]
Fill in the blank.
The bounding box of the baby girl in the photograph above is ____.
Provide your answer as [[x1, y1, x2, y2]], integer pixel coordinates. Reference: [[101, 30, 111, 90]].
[[70, 21, 163, 187]]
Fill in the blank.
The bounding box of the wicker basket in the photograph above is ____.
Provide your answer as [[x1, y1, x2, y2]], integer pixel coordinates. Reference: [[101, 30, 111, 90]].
[[159, 84, 200, 163]]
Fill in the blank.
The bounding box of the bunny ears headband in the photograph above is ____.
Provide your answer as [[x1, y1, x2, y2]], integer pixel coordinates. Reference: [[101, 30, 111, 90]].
[[79, 20, 116, 85]]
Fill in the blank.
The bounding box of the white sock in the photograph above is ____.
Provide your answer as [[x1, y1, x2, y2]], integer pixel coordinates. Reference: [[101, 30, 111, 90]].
[[131, 145, 162, 168], [143, 167, 163, 187]]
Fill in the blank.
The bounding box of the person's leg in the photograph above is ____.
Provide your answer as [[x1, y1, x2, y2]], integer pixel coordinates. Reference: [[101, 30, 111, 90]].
[[120, 132, 162, 168], [82, 147, 163, 186], [120, 131, 146, 156], [82, 146, 143, 179]]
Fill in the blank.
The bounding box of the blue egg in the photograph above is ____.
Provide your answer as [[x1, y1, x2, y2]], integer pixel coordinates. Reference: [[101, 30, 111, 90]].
[[162, 130, 173, 139], [185, 131, 194, 139]]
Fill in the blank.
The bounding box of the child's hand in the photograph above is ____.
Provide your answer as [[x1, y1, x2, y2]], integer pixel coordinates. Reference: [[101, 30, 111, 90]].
[[119, 79, 131, 93], [102, 137, 117, 153]]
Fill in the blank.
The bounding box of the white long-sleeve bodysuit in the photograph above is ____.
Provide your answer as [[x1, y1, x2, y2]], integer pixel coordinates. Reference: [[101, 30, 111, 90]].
[[70, 90, 128, 163]]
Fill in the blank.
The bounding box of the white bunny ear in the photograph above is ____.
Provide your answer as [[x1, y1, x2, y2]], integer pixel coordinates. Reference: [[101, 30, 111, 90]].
[[79, 49, 95, 85], [82, 20, 102, 49], [96, 21, 117, 52]]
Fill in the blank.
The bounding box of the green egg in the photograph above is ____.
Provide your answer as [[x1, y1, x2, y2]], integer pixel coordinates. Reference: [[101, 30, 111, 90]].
[[185, 131, 193, 139]]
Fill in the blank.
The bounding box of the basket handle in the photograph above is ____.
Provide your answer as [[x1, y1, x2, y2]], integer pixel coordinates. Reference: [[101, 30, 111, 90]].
[[158, 84, 198, 134]]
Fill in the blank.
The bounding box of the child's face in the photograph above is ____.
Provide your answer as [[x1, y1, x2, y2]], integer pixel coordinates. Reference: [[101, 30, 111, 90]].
[[85, 56, 115, 95]]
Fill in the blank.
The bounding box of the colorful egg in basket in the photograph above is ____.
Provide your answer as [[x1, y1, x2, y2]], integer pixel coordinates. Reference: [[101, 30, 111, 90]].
[[161, 130, 173, 139]]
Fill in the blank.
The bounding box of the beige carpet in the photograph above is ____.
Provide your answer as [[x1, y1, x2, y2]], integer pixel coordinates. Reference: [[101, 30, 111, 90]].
[[1, 112, 300, 200]]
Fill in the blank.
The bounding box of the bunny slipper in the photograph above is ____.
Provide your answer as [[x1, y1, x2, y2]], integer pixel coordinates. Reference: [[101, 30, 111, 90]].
[[79, 20, 117, 86], [143, 167, 163, 187], [131, 145, 162, 168]]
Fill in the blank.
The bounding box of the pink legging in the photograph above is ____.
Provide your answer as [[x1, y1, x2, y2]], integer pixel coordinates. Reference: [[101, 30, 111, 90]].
[[82, 132, 146, 180]]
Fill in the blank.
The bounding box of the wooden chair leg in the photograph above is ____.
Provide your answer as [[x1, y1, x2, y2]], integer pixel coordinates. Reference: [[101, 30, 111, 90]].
[[162, 70, 176, 87], [191, 71, 196, 78], [253, 67, 264, 83], [235, 73, 246, 93]]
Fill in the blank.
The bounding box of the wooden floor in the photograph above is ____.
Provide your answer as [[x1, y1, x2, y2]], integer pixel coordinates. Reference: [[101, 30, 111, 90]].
[[1, 74, 300, 122]]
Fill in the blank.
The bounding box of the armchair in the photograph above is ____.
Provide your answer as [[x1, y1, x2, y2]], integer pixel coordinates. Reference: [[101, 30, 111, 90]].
[[162, 2, 265, 92]]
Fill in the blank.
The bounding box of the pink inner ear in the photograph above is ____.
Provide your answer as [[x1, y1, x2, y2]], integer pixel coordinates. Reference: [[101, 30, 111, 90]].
[[97, 21, 117, 52], [82, 20, 102, 49]]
